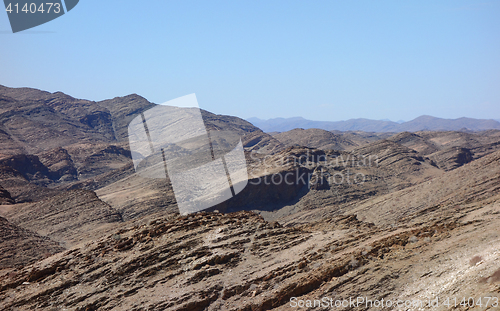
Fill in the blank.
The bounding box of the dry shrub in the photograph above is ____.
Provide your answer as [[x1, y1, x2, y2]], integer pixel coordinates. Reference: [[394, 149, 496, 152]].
[[469, 255, 483, 266], [349, 257, 359, 268], [479, 268, 500, 284], [489, 268, 500, 283]]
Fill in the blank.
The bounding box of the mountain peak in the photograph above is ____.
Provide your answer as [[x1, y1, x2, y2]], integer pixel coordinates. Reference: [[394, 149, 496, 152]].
[[248, 115, 500, 133]]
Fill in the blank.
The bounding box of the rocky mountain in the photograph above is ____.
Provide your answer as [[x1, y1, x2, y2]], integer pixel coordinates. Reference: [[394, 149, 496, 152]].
[[247, 117, 401, 132], [0, 92, 115, 155], [272, 128, 356, 151], [248, 115, 500, 133], [279, 148, 500, 228], [392, 130, 500, 171], [0, 85, 279, 202], [271, 128, 500, 173], [1, 85, 499, 310], [399, 115, 500, 132]]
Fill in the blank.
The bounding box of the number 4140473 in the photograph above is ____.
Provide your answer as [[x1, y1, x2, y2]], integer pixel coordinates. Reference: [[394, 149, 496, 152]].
[[442, 297, 499, 308], [5, 3, 62, 14]]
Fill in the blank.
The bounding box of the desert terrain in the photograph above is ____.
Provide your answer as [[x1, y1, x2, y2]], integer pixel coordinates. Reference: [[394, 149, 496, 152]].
[[0, 85, 499, 310]]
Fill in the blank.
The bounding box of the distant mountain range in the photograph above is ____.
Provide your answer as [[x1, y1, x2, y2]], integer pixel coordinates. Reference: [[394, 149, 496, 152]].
[[247, 116, 500, 133]]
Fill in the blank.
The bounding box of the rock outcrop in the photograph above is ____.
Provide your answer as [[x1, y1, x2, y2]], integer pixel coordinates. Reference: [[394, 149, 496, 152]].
[[0, 185, 14, 204]]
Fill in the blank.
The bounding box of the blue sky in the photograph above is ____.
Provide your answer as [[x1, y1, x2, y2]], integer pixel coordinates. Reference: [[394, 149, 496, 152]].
[[1, 1, 499, 122]]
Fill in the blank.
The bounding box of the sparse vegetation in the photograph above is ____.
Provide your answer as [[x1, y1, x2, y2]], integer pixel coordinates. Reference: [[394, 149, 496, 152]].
[[469, 255, 483, 266]]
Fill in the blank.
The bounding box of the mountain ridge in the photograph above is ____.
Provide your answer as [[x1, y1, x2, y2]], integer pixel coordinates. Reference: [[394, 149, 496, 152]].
[[248, 115, 500, 133]]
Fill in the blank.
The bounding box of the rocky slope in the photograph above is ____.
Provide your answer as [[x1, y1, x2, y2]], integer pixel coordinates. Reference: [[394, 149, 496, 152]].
[[0, 216, 64, 269], [0, 162, 59, 203], [387, 131, 440, 155], [1, 199, 499, 310], [2, 190, 123, 248], [389, 131, 500, 171], [240, 131, 285, 154], [250, 140, 442, 221]]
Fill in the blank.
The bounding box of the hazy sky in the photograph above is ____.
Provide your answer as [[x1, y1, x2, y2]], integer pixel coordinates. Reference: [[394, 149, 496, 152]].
[[1, 1, 499, 122]]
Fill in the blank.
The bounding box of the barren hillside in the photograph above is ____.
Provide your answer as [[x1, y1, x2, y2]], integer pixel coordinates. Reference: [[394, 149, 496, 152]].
[[0, 86, 499, 310]]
